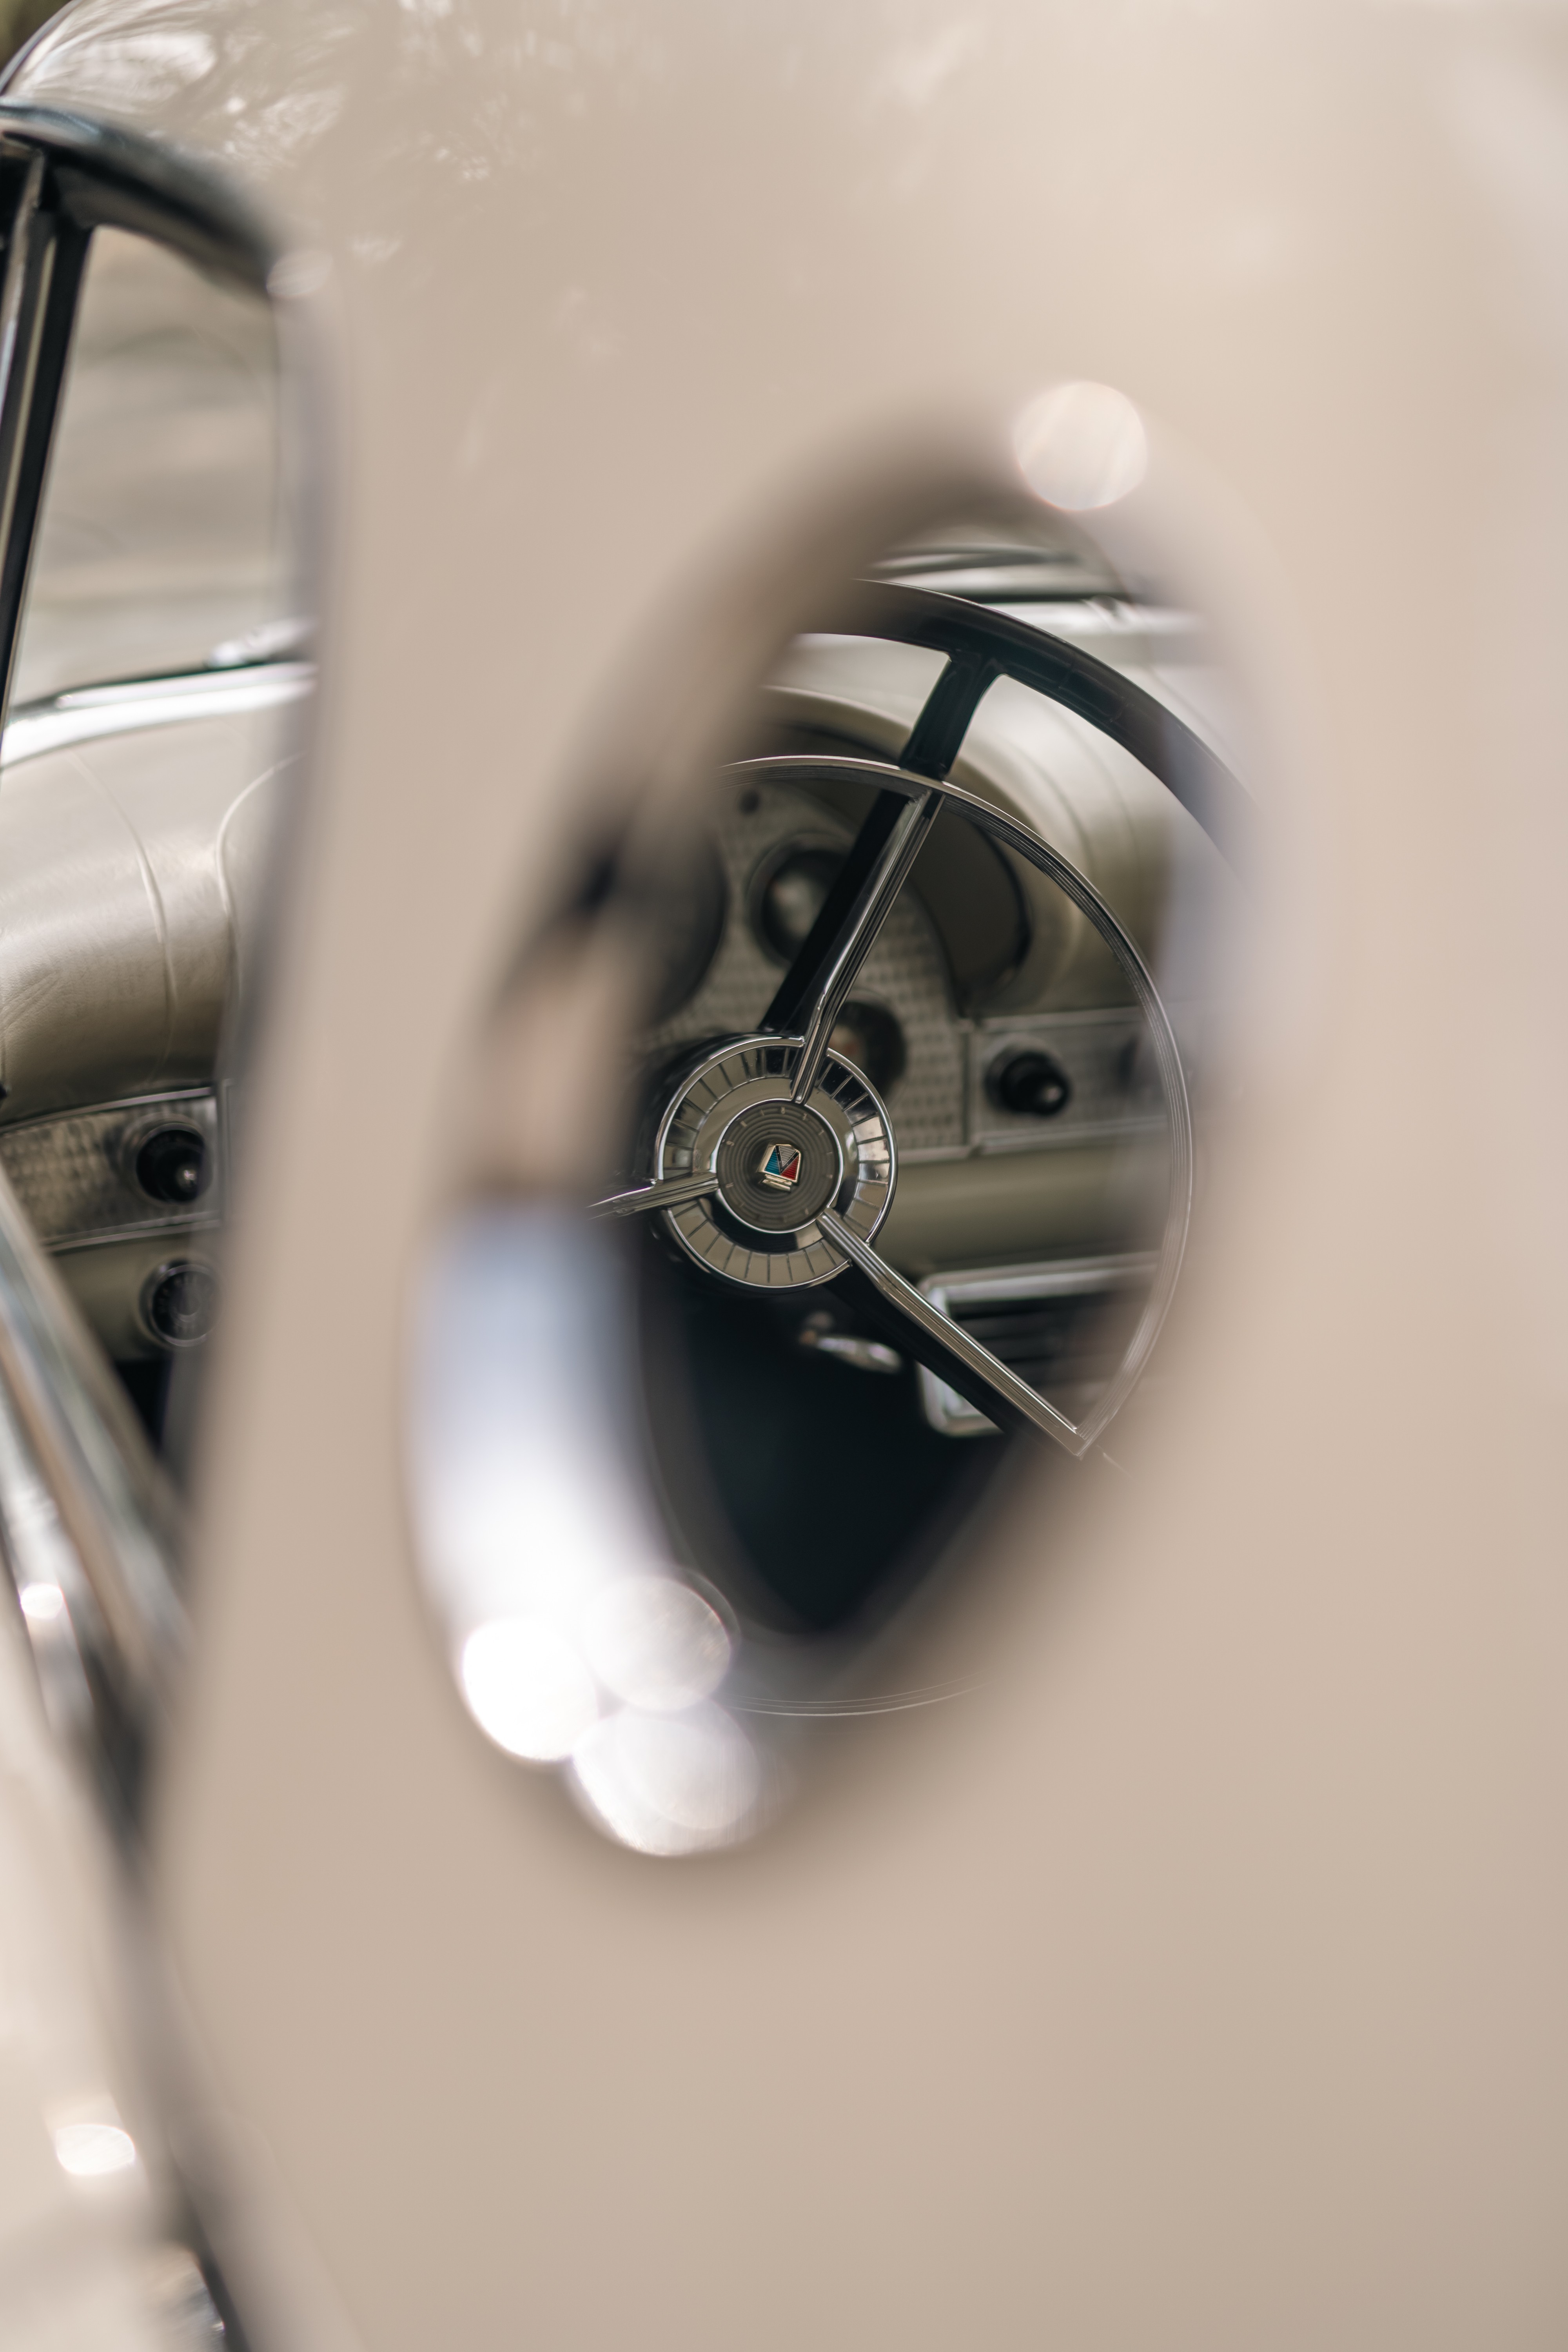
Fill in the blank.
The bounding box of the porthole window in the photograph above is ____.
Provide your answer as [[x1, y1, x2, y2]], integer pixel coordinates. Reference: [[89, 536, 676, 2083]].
[[412, 432, 1253, 1856]]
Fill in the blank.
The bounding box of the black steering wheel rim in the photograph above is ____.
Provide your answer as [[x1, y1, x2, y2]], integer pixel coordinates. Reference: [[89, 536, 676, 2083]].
[[839, 580, 1253, 872]]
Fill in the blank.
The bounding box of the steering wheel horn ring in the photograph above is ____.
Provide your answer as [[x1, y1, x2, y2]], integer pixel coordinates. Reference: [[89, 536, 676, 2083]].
[[646, 1034, 895, 1289]]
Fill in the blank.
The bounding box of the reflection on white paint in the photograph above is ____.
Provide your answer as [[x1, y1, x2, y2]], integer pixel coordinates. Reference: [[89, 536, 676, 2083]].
[[573, 1702, 761, 1857], [412, 1207, 758, 1851], [460, 1619, 598, 1761], [54, 2122, 136, 2178], [411, 1207, 667, 1632], [18, 1581, 65, 1622], [583, 1576, 731, 1713], [267, 248, 332, 301], [1013, 380, 1148, 511]]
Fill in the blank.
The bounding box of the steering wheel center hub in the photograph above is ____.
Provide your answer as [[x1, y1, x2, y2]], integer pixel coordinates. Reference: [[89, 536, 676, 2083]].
[[714, 1098, 840, 1232], [652, 1034, 896, 1289]]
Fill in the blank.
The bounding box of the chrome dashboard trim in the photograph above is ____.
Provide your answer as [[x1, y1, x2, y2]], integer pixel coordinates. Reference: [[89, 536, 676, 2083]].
[[967, 1008, 1174, 1154], [0, 1087, 221, 1250], [0, 659, 312, 769]]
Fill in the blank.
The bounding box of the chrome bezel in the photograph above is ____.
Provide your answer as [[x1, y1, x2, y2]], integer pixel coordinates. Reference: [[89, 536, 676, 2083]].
[[137, 1256, 220, 1351]]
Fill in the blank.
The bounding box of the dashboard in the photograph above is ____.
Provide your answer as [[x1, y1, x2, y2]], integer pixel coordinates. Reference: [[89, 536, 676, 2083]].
[[0, 663, 301, 1427]]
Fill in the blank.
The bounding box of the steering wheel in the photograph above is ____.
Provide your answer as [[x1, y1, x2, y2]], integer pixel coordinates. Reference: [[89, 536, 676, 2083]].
[[592, 583, 1249, 1459]]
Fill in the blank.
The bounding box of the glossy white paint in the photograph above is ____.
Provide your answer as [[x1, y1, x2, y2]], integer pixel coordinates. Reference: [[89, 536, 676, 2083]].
[[10, 2, 1568, 2346]]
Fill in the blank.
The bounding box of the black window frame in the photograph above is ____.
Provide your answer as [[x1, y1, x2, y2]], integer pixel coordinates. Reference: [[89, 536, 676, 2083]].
[[0, 103, 278, 738]]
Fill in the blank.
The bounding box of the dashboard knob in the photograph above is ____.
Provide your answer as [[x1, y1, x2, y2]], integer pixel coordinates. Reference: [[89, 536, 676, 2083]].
[[134, 1122, 210, 1204], [141, 1259, 219, 1349], [988, 1048, 1072, 1119]]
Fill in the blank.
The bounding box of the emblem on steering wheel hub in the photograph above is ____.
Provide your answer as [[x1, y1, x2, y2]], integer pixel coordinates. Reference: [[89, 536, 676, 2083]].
[[653, 1034, 895, 1288], [757, 1143, 801, 1191]]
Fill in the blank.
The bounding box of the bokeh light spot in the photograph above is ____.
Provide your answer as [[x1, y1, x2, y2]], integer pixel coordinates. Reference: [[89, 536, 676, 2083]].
[[1012, 379, 1147, 511]]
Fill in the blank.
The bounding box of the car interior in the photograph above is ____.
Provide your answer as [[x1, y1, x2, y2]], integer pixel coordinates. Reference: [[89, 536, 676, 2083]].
[[618, 541, 1245, 1648]]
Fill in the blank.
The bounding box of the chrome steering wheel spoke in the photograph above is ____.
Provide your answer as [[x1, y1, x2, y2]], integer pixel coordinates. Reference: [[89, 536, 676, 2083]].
[[759, 643, 1000, 1102], [781, 785, 938, 1103], [592, 1170, 718, 1219], [820, 1208, 1087, 1452]]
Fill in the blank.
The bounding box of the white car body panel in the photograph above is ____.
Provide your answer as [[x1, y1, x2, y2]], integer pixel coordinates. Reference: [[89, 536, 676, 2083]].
[[2, 3, 1566, 2348]]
